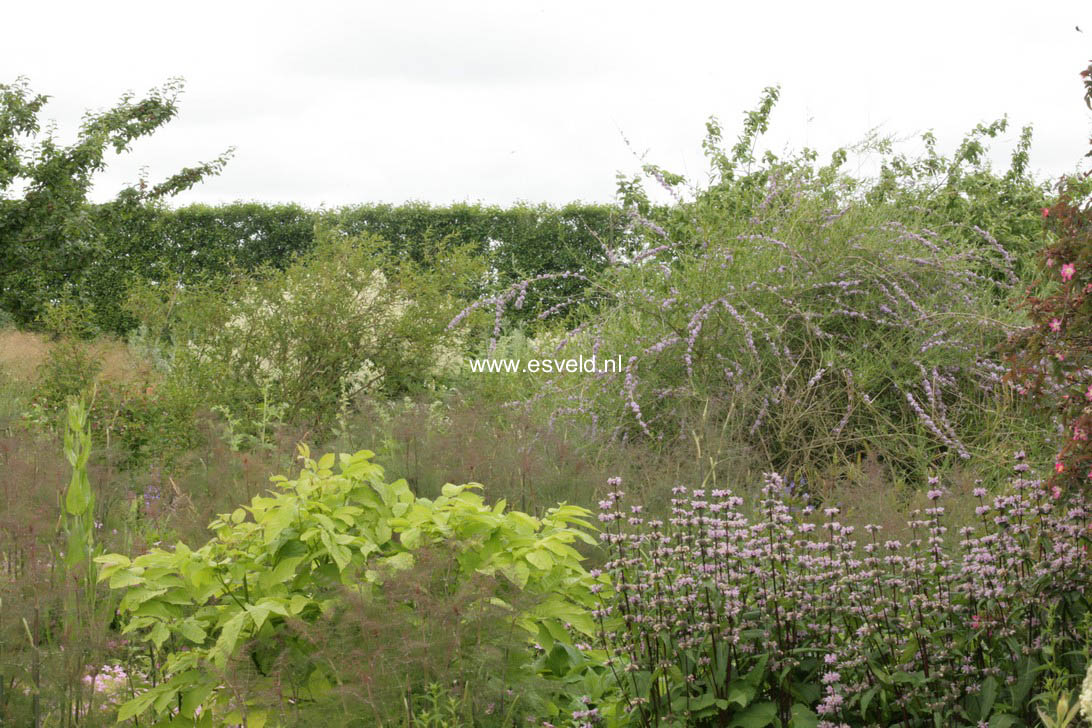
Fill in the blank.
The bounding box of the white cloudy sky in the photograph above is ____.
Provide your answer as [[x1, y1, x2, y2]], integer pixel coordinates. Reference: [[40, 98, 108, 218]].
[[4, 0, 1091, 208]]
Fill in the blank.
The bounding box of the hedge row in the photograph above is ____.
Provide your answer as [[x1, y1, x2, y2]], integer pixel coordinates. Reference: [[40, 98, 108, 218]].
[[57, 200, 632, 334]]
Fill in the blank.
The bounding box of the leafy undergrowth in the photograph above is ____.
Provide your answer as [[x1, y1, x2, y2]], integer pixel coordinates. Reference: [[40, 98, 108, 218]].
[[2, 64, 1092, 728]]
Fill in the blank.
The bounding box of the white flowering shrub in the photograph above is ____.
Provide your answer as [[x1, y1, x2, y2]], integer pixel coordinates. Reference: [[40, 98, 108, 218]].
[[127, 228, 483, 438], [1081, 663, 1092, 726]]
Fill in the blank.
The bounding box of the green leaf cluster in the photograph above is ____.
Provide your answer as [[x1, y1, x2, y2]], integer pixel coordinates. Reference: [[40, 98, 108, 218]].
[[125, 227, 485, 439], [96, 445, 603, 725], [0, 77, 232, 330]]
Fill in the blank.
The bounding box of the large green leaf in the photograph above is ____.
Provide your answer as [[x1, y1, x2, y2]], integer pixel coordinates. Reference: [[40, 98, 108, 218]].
[[210, 610, 250, 667], [728, 701, 777, 728], [179, 619, 208, 644], [117, 685, 161, 721], [99, 447, 600, 725], [790, 703, 818, 728]]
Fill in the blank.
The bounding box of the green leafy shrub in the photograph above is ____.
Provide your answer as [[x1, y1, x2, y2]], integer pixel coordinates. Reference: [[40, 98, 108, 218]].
[[96, 445, 603, 726], [864, 119, 1051, 287], [0, 76, 232, 330], [127, 228, 485, 440], [90, 379, 200, 468], [29, 301, 102, 419], [31, 340, 100, 421], [460, 90, 1055, 489], [1001, 61, 1092, 496]]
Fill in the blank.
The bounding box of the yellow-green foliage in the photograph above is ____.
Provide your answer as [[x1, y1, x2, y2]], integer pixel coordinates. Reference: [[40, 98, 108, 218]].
[[96, 446, 602, 726]]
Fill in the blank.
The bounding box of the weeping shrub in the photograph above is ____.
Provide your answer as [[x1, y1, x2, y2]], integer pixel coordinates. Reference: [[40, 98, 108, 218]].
[[455, 99, 1053, 487]]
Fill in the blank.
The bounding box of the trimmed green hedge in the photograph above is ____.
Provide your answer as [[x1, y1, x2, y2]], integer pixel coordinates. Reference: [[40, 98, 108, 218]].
[[50, 200, 630, 334]]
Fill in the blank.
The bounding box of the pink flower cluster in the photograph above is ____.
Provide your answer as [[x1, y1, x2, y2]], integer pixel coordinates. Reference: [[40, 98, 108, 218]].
[[590, 463, 1092, 725]]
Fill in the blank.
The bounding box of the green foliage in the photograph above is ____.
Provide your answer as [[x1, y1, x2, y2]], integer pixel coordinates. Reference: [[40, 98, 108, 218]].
[[93, 378, 198, 468], [1038, 692, 1083, 728], [26, 303, 103, 428], [623, 88, 1051, 280], [13, 198, 627, 336], [866, 119, 1051, 264], [127, 228, 485, 439], [97, 445, 602, 726], [1000, 74, 1092, 494], [498, 89, 1057, 488], [591, 474, 1092, 727], [5, 66, 1091, 728], [32, 341, 101, 421], [211, 383, 288, 453], [0, 76, 232, 328], [0, 397, 124, 727], [16, 302, 193, 468], [328, 201, 628, 321], [62, 399, 97, 573]]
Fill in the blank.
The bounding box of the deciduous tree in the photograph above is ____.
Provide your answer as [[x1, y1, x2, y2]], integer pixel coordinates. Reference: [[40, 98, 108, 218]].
[[0, 77, 232, 327]]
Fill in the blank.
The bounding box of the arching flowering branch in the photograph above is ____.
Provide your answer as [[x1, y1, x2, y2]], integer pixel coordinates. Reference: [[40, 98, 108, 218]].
[[448, 271, 592, 354], [449, 96, 1038, 482]]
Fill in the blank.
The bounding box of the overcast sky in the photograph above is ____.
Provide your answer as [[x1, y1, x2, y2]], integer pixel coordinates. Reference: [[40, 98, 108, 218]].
[[4, 0, 1091, 209]]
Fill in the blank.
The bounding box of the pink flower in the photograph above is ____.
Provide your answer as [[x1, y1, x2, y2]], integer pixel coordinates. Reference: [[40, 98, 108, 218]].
[[970, 614, 983, 629], [1055, 461, 1065, 474], [1049, 318, 1061, 332], [1061, 263, 1076, 281], [1042, 207, 1050, 218], [1052, 485, 1063, 499], [1047, 257, 1055, 267]]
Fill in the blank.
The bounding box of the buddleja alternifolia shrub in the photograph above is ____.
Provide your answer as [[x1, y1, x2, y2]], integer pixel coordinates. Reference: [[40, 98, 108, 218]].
[[586, 464, 1091, 727], [1001, 61, 1092, 498], [452, 90, 1046, 483]]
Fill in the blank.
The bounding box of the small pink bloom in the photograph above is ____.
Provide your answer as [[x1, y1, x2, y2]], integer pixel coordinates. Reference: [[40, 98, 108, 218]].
[[970, 614, 982, 629], [1055, 461, 1065, 474], [1085, 383, 1092, 402], [1052, 485, 1063, 499], [1061, 263, 1076, 281], [1047, 257, 1055, 267], [1042, 207, 1050, 218], [1049, 318, 1061, 332]]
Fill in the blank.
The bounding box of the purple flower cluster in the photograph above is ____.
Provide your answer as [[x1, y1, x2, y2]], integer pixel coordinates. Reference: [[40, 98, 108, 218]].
[[448, 152, 1032, 489], [448, 271, 591, 354], [590, 465, 1092, 726]]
